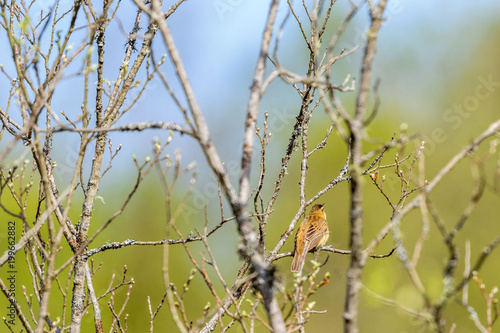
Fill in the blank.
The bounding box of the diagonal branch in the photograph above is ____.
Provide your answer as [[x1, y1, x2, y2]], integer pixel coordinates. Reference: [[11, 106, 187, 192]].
[[144, 0, 285, 331]]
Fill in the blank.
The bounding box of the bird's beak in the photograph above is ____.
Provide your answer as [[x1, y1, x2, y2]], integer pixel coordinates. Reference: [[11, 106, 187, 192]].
[[321, 203, 325, 208]]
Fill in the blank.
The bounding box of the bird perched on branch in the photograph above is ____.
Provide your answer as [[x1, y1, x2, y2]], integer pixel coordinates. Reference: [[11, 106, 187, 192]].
[[291, 203, 329, 273]]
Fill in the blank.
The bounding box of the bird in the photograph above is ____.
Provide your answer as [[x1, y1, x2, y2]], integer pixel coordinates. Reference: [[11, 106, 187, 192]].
[[291, 203, 329, 273]]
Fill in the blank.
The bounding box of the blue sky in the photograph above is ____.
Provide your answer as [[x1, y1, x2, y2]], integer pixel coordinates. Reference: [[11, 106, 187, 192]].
[[1, 0, 500, 184]]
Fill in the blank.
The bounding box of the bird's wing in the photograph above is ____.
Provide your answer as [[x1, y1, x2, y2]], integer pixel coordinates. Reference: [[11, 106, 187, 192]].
[[305, 218, 328, 251], [292, 222, 310, 272]]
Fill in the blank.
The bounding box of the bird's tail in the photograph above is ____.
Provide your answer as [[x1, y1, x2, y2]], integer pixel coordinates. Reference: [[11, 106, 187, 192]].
[[291, 251, 306, 273]]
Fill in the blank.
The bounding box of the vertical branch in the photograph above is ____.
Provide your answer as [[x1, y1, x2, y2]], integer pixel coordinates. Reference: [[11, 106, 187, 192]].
[[344, 1, 387, 333], [85, 264, 103, 332], [155, 153, 189, 333], [70, 4, 157, 332], [239, 0, 279, 205]]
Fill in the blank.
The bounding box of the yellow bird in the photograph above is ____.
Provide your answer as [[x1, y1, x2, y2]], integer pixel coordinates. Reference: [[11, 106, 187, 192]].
[[291, 204, 329, 273]]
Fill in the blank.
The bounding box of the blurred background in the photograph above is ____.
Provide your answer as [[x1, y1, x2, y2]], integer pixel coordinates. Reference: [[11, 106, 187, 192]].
[[1, 0, 500, 332]]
